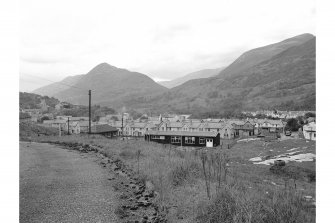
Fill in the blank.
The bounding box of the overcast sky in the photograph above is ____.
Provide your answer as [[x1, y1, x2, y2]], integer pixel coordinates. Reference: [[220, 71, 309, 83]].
[[20, 0, 315, 92]]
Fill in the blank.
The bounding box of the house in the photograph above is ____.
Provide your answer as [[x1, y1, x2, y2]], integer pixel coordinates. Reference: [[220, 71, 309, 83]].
[[111, 121, 124, 136], [130, 122, 147, 136], [43, 119, 67, 130], [167, 122, 183, 131], [91, 124, 118, 138], [254, 119, 284, 134], [158, 120, 169, 131], [78, 121, 90, 133], [303, 121, 316, 141], [144, 122, 159, 132], [65, 121, 81, 134], [188, 121, 201, 132], [204, 122, 224, 132], [70, 117, 89, 121], [144, 130, 220, 148], [219, 123, 235, 139]]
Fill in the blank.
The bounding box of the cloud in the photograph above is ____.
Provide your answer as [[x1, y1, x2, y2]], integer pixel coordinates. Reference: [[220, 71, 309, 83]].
[[19, 0, 315, 92], [153, 24, 192, 43]]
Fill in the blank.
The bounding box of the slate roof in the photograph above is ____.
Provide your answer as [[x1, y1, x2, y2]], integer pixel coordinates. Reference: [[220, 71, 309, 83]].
[[168, 122, 184, 128], [145, 130, 219, 137], [205, 122, 224, 129], [131, 122, 147, 128]]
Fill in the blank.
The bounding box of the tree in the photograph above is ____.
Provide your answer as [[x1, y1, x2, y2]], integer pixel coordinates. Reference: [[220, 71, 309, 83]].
[[285, 118, 302, 131], [304, 112, 316, 119], [19, 112, 31, 120], [40, 116, 50, 122]]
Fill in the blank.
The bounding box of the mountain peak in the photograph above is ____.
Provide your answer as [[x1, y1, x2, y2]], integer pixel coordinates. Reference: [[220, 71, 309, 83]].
[[87, 62, 119, 75], [282, 33, 315, 43]]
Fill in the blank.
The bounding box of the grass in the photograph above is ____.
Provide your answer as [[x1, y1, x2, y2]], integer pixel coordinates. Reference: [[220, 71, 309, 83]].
[[29, 134, 316, 222]]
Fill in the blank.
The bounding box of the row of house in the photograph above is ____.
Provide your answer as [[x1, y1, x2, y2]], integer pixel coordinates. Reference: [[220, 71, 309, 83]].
[[107, 118, 285, 140], [243, 110, 315, 119]]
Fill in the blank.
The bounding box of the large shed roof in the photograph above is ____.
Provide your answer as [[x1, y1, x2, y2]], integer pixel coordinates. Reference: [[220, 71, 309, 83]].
[[145, 130, 219, 137]]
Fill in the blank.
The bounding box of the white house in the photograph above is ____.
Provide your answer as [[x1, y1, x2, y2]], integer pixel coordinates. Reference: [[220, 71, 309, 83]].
[[303, 121, 316, 141], [65, 121, 81, 134]]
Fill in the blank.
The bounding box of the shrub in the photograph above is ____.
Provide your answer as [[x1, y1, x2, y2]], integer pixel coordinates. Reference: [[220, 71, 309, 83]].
[[169, 161, 201, 186], [119, 149, 135, 159], [196, 186, 315, 223]]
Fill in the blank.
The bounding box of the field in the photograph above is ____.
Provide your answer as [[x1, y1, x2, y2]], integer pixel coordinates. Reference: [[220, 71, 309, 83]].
[[29, 134, 316, 222]]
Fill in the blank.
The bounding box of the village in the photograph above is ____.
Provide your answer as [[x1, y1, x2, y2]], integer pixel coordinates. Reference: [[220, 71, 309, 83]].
[[20, 99, 316, 147]]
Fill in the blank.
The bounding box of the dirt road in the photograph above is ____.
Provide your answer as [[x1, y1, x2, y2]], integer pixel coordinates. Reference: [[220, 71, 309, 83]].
[[20, 142, 118, 223]]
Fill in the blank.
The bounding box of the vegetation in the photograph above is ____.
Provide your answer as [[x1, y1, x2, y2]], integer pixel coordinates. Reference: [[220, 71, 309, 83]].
[[19, 112, 31, 120], [20, 92, 59, 109], [19, 122, 58, 140], [285, 118, 302, 131], [29, 134, 315, 222]]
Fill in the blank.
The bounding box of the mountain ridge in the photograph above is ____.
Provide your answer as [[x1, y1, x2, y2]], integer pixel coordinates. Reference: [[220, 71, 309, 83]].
[[158, 67, 224, 88]]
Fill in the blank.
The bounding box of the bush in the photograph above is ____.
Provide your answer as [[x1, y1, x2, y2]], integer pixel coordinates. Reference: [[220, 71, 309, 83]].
[[169, 161, 201, 186], [119, 149, 135, 159], [196, 185, 315, 223]]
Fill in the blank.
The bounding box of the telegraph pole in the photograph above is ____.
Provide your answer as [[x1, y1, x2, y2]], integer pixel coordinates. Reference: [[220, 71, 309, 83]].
[[89, 90, 91, 134], [121, 113, 124, 139], [67, 117, 70, 135]]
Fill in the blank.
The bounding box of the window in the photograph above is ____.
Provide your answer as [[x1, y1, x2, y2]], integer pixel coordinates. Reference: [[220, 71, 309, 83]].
[[185, 137, 195, 144], [199, 128, 203, 131], [160, 136, 165, 140], [171, 136, 181, 143], [151, 135, 160, 139], [199, 138, 205, 144]]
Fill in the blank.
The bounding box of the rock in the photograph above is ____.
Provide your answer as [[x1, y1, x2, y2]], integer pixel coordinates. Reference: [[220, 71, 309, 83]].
[[274, 160, 286, 166], [130, 206, 138, 211]]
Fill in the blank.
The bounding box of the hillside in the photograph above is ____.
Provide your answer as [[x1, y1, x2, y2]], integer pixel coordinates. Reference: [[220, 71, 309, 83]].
[[217, 33, 314, 79], [19, 92, 60, 109], [158, 67, 223, 88], [142, 34, 316, 116], [46, 63, 167, 108], [33, 74, 84, 96]]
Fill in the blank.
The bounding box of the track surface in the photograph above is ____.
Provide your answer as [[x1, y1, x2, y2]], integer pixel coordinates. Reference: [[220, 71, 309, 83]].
[[20, 142, 118, 223]]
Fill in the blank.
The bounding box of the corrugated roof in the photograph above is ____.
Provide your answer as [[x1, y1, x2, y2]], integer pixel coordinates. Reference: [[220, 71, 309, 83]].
[[91, 124, 118, 133], [145, 130, 219, 137]]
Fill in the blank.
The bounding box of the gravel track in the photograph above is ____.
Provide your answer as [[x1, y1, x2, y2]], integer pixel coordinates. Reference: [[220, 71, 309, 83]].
[[20, 142, 119, 223]]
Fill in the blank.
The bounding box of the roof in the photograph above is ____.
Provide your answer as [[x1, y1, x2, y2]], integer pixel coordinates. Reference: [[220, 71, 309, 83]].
[[145, 130, 219, 137], [91, 124, 118, 133], [205, 122, 224, 129], [227, 120, 245, 125], [78, 121, 90, 127], [303, 121, 316, 132], [43, 120, 67, 124], [167, 122, 184, 128], [131, 122, 147, 128]]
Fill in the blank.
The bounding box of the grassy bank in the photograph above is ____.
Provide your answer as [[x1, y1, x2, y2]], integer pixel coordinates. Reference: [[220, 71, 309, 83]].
[[31, 134, 316, 222]]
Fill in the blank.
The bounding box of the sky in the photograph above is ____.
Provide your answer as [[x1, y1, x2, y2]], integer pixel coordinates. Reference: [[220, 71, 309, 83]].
[[19, 0, 315, 92]]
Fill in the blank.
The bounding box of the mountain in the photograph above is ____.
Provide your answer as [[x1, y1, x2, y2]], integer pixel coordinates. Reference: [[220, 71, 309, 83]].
[[143, 34, 316, 115], [32, 74, 84, 96], [217, 33, 315, 79], [37, 63, 168, 108], [158, 67, 224, 88]]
